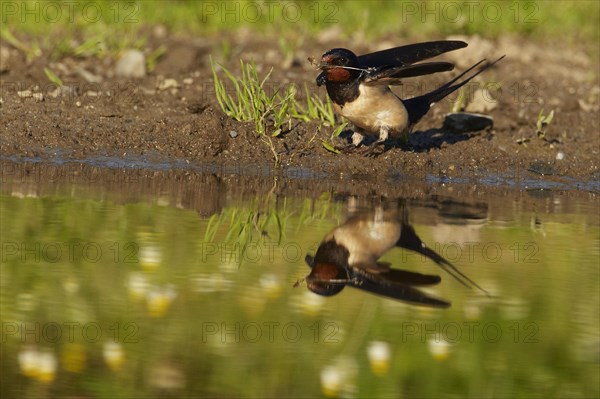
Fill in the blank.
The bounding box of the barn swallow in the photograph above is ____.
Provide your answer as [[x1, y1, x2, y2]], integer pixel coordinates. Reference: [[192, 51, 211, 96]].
[[314, 40, 504, 155], [295, 203, 488, 307]]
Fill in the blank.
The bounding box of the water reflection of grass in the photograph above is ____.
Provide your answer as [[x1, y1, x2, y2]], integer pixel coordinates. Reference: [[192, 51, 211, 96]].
[[1, 193, 598, 398]]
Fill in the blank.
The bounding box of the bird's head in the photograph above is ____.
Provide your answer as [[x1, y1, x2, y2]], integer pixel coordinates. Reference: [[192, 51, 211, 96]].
[[305, 262, 347, 296], [301, 254, 348, 296], [316, 48, 362, 86]]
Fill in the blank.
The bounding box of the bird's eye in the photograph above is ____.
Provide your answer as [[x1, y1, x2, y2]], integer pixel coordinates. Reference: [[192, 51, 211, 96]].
[[339, 57, 348, 64]]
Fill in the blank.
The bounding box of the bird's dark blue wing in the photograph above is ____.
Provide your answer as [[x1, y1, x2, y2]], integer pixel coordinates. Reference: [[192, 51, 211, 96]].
[[348, 265, 449, 307], [348, 277, 450, 307], [358, 41, 467, 68]]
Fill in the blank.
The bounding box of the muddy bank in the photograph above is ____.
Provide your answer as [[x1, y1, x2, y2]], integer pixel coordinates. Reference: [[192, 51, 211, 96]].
[[1, 33, 598, 189]]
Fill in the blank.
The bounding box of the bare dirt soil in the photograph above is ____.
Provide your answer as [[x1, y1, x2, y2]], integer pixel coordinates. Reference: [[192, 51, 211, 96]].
[[1, 30, 599, 191]]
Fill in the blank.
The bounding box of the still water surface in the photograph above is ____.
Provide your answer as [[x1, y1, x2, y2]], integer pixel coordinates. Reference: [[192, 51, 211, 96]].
[[1, 161, 599, 398]]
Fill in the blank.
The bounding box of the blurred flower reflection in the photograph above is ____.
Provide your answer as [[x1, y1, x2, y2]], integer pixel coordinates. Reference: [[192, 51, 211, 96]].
[[18, 346, 57, 383]]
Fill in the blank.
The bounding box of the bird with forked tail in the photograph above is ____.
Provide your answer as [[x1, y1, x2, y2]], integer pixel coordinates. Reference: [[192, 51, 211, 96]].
[[313, 40, 504, 155]]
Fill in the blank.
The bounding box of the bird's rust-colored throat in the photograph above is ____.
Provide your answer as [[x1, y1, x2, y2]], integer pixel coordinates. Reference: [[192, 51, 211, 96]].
[[310, 262, 344, 280], [325, 68, 351, 82]]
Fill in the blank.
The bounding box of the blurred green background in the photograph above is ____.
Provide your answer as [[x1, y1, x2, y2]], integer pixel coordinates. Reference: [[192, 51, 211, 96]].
[[1, 0, 598, 58]]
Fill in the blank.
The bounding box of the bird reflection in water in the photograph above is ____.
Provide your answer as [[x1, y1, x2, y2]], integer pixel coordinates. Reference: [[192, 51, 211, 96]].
[[295, 199, 488, 308]]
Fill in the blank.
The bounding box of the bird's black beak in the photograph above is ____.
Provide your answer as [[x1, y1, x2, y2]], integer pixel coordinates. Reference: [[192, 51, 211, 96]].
[[316, 71, 326, 86], [305, 254, 315, 268]]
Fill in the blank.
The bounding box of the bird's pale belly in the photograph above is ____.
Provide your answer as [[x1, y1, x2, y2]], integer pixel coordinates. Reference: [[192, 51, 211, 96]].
[[332, 219, 402, 267], [333, 85, 410, 136]]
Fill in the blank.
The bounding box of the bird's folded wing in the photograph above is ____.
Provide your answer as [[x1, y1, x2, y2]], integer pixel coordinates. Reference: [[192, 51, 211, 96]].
[[349, 277, 450, 307], [358, 40, 467, 68], [353, 264, 442, 286]]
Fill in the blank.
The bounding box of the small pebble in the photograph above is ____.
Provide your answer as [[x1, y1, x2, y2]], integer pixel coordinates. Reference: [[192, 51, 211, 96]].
[[158, 78, 179, 91], [115, 49, 146, 78], [229, 131, 238, 138], [17, 90, 32, 98], [556, 152, 565, 161]]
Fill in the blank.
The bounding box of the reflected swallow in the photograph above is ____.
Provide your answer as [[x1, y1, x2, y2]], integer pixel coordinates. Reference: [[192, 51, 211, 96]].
[[313, 40, 504, 155], [296, 203, 488, 307]]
